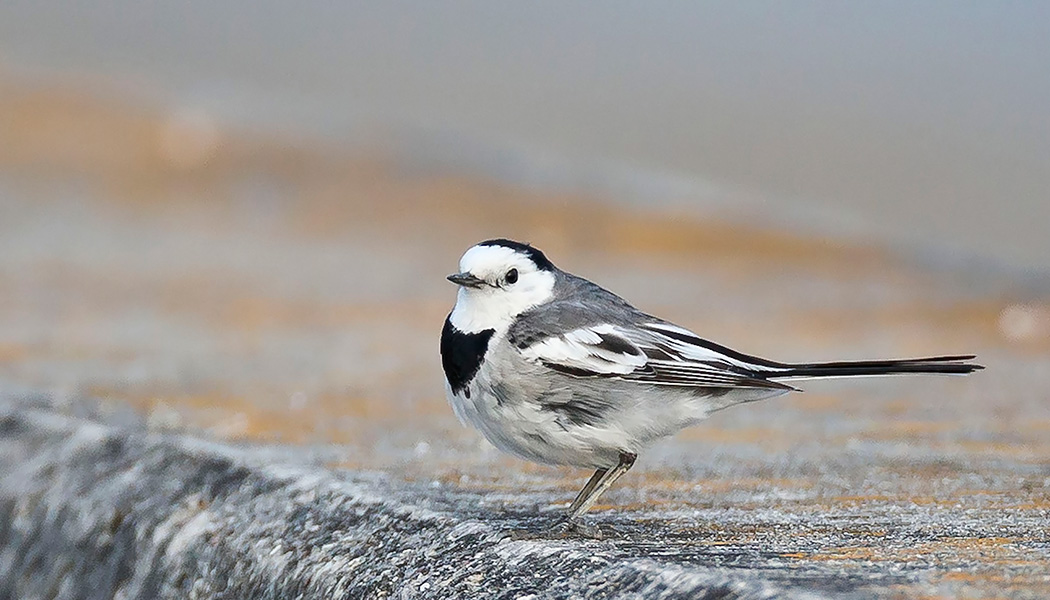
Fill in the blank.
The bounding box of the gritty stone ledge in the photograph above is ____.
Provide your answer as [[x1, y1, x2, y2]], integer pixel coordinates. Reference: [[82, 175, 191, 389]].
[[0, 400, 816, 600]]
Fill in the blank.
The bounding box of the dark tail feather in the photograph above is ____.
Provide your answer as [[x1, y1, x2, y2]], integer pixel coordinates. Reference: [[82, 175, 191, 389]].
[[766, 355, 984, 379]]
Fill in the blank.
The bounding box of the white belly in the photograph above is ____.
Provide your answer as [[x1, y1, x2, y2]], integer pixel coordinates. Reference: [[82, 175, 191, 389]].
[[448, 382, 622, 468], [445, 370, 731, 468]]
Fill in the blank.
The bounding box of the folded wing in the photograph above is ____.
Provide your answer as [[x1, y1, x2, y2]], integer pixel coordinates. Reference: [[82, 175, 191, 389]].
[[518, 322, 796, 392]]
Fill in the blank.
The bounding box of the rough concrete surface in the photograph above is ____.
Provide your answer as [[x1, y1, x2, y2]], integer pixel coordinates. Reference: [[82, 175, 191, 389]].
[[1, 401, 816, 600], [1, 78, 1049, 598]]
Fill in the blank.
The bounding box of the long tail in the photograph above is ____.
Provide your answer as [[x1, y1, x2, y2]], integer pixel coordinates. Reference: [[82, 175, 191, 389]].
[[765, 354, 983, 380]]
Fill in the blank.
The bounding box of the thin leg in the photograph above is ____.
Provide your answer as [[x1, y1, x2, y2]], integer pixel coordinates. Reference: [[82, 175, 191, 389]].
[[568, 451, 637, 521], [568, 467, 607, 514]]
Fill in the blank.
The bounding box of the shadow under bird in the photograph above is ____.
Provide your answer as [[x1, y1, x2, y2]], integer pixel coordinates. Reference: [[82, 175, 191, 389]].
[[440, 239, 982, 532]]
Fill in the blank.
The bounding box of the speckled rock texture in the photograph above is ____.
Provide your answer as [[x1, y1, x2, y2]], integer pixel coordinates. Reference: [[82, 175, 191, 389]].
[[0, 401, 813, 600]]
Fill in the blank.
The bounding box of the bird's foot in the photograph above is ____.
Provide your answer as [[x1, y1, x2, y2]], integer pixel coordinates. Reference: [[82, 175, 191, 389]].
[[553, 518, 604, 540]]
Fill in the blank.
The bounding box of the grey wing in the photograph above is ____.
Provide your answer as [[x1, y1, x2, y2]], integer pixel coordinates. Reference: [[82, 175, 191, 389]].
[[515, 317, 797, 392]]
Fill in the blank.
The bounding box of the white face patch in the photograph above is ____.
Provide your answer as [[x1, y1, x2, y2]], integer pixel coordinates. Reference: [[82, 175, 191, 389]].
[[449, 244, 556, 333]]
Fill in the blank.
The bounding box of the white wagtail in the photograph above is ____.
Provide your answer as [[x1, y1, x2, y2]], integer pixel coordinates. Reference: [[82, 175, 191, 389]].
[[440, 239, 982, 524]]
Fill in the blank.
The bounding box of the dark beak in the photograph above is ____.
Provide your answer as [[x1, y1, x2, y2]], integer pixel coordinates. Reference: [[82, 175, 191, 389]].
[[446, 272, 486, 288]]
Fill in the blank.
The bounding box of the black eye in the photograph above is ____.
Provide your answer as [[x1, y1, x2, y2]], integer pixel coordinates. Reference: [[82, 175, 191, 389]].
[[505, 268, 518, 284]]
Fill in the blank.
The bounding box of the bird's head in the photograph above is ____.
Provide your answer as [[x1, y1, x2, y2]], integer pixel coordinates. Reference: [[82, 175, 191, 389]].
[[447, 239, 557, 332]]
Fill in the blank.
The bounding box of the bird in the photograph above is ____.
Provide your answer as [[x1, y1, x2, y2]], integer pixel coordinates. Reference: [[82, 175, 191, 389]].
[[439, 238, 982, 528]]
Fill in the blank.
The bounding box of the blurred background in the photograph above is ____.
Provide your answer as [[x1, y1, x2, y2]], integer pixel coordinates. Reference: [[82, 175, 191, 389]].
[[3, 2, 1049, 270], [1, 1, 1048, 485], [2, 5, 1049, 593]]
